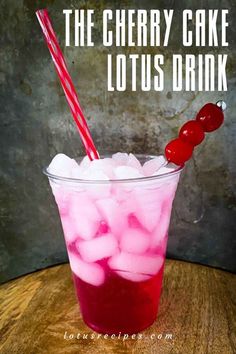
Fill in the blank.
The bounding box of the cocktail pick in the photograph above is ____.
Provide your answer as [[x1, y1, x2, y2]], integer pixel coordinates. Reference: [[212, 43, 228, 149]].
[[165, 101, 226, 165]]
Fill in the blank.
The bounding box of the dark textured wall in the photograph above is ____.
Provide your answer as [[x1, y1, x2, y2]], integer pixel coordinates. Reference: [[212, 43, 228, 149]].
[[1, 0, 236, 283]]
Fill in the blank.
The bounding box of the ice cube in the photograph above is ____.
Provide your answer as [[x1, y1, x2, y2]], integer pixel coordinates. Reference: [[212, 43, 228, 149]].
[[80, 169, 111, 199], [119, 195, 137, 215], [77, 233, 118, 262], [84, 158, 116, 179], [96, 198, 128, 238], [70, 193, 101, 220], [114, 166, 144, 180], [143, 156, 166, 176], [120, 228, 150, 254], [60, 216, 78, 244], [112, 185, 129, 202], [116, 271, 151, 282], [127, 153, 143, 172], [81, 169, 109, 181], [108, 252, 164, 280], [162, 181, 178, 201], [80, 155, 91, 169], [150, 202, 172, 249], [68, 251, 105, 286], [71, 166, 84, 179], [133, 189, 163, 232], [52, 186, 70, 216], [112, 152, 129, 165], [48, 153, 79, 178], [69, 193, 101, 239]]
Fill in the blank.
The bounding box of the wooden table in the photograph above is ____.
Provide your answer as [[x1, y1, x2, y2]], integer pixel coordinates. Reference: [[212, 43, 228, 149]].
[[0, 260, 235, 354]]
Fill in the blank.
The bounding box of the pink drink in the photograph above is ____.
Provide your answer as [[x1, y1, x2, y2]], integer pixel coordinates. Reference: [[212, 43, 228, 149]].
[[46, 154, 181, 334]]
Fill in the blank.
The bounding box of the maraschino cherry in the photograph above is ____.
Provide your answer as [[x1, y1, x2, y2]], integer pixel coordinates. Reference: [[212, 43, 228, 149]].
[[196, 103, 224, 132], [165, 139, 194, 166], [179, 120, 205, 146]]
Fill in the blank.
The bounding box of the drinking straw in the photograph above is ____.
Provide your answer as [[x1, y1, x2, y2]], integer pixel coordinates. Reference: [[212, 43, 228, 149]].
[[36, 9, 99, 160]]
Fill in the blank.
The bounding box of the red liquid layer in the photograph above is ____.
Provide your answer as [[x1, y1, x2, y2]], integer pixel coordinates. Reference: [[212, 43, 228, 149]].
[[72, 265, 165, 334]]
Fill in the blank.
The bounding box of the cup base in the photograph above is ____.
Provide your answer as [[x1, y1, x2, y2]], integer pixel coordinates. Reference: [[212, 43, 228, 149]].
[[83, 314, 158, 335]]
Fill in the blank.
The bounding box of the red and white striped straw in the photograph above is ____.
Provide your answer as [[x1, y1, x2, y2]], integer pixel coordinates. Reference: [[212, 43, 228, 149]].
[[36, 9, 99, 160]]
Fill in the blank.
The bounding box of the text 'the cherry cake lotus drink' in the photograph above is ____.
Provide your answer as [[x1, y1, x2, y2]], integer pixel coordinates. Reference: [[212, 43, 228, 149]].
[[45, 153, 182, 334]]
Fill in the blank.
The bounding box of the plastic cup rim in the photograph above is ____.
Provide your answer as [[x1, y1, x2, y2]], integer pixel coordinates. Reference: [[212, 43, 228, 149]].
[[43, 154, 184, 185]]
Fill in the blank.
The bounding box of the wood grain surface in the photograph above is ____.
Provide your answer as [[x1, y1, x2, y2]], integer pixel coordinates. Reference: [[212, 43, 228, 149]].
[[0, 260, 235, 354]]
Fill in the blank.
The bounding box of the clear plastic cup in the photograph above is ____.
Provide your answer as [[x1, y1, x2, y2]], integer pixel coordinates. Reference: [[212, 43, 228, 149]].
[[44, 154, 182, 334]]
